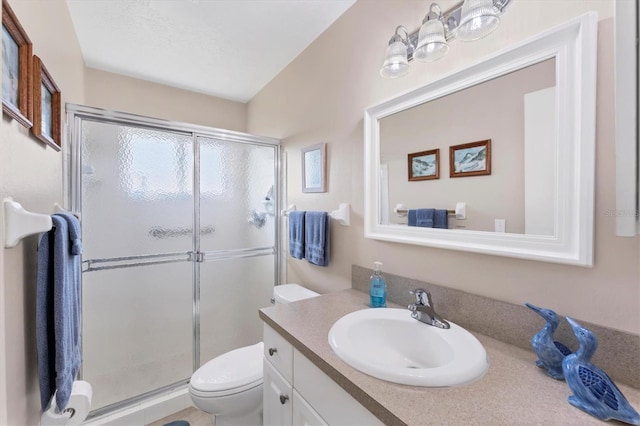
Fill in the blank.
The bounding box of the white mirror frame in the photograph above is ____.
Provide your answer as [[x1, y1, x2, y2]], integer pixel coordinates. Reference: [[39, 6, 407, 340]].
[[364, 12, 598, 267], [614, 0, 639, 236]]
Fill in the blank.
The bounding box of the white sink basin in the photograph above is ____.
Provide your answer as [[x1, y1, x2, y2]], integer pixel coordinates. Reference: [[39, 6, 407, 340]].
[[328, 308, 488, 387]]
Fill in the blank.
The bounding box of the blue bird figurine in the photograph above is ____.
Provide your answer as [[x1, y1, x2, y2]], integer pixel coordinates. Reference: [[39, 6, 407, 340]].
[[525, 302, 572, 380], [562, 317, 640, 425]]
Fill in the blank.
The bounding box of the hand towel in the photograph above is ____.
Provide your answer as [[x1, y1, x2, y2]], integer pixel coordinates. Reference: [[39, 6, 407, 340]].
[[304, 211, 330, 267], [288, 211, 305, 259], [434, 209, 449, 229], [37, 214, 82, 412], [55, 212, 82, 255], [408, 209, 435, 227]]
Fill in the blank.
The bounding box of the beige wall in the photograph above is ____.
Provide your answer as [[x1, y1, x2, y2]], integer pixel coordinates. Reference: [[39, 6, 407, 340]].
[[248, 0, 640, 335], [85, 68, 247, 132], [1, 1, 86, 424], [1, 1, 249, 423]]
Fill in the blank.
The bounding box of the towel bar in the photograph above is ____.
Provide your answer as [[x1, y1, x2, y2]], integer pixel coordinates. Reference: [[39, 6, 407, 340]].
[[282, 203, 351, 226], [3, 198, 53, 248], [394, 202, 466, 220]]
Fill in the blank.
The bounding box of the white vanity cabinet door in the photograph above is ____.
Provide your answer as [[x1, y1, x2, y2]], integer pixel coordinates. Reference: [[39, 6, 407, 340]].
[[263, 358, 293, 426], [263, 323, 293, 382], [293, 349, 383, 426], [292, 389, 328, 426]]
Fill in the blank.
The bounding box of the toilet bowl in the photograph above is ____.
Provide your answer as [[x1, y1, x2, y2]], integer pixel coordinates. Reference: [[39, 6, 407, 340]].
[[188, 284, 319, 425]]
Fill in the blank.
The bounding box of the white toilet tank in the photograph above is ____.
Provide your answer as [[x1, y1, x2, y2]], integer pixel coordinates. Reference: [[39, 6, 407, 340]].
[[273, 283, 319, 304]]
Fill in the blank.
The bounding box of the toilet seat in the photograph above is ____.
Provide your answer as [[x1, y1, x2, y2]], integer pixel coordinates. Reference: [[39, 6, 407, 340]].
[[190, 342, 263, 397]]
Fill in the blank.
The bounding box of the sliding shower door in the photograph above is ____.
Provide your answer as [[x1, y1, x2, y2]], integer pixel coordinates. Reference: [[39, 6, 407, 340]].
[[69, 106, 280, 413], [198, 137, 277, 364], [79, 120, 195, 410]]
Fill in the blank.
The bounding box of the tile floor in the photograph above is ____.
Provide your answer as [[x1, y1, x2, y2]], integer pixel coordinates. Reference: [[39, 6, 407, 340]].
[[146, 407, 213, 426]]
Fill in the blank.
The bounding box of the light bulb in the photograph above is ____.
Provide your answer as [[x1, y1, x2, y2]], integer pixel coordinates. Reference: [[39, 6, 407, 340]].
[[380, 40, 409, 78], [414, 18, 449, 62], [457, 0, 500, 42]]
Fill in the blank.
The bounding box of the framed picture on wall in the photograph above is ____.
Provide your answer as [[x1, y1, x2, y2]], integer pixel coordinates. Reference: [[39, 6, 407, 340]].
[[408, 149, 440, 181], [32, 55, 61, 150], [2, 0, 33, 128], [449, 139, 491, 178], [301, 143, 327, 193]]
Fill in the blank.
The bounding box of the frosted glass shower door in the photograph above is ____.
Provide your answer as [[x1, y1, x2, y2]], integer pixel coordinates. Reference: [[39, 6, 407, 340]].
[[198, 137, 277, 364], [80, 120, 195, 410]]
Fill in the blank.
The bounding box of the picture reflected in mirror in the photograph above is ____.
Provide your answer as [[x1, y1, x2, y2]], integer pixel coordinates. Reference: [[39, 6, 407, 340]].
[[379, 58, 555, 235]]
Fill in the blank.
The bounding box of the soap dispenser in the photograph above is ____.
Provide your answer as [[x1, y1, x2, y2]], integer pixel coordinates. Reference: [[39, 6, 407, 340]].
[[369, 261, 387, 308]]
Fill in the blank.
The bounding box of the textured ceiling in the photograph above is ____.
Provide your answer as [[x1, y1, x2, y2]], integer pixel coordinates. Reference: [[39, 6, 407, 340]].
[[66, 0, 356, 103]]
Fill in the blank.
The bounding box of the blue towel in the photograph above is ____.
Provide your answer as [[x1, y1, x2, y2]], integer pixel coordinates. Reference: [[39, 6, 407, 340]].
[[408, 209, 434, 227], [434, 209, 449, 229], [288, 211, 305, 259], [55, 212, 82, 255], [36, 214, 82, 411], [304, 211, 330, 267]]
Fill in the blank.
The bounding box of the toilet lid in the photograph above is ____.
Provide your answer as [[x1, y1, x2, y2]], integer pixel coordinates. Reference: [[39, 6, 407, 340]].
[[191, 342, 263, 393]]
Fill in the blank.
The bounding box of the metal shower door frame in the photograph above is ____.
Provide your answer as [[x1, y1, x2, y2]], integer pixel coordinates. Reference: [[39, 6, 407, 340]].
[[65, 104, 281, 413]]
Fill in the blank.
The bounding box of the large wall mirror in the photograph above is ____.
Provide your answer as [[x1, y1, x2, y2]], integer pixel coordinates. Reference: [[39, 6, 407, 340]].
[[364, 13, 598, 266]]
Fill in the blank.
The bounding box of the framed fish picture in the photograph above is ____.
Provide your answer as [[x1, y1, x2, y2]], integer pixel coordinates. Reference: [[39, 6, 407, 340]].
[[449, 139, 491, 178]]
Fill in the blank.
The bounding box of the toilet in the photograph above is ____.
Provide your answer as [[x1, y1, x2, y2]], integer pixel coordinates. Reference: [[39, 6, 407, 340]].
[[188, 284, 319, 425]]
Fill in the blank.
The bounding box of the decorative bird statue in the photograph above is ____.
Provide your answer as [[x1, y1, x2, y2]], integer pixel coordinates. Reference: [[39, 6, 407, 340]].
[[562, 317, 640, 425], [525, 303, 572, 380]]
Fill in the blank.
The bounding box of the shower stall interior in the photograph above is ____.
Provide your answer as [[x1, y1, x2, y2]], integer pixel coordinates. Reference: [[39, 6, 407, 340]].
[[66, 105, 280, 413]]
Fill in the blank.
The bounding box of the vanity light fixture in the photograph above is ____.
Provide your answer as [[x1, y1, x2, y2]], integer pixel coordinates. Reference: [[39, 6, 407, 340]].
[[379, 0, 512, 77], [380, 26, 412, 78]]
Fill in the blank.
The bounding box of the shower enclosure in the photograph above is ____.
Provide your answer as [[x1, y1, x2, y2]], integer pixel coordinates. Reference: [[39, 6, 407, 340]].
[[66, 105, 280, 413]]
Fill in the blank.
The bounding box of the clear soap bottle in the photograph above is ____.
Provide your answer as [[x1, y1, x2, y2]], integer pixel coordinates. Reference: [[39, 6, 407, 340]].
[[369, 261, 387, 308]]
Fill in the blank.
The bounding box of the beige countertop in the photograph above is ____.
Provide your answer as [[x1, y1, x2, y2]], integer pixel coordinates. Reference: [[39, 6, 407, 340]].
[[259, 289, 640, 426]]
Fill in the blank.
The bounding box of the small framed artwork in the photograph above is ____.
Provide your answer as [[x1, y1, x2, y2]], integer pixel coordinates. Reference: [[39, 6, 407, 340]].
[[301, 143, 326, 193], [408, 149, 440, 181], [449, 139, 491, 178], [2, 0, 33, 128], [32, 55, 61, 150]]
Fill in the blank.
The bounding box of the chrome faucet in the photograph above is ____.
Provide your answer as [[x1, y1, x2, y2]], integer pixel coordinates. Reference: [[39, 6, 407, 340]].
[[407, 289, 450, 329]]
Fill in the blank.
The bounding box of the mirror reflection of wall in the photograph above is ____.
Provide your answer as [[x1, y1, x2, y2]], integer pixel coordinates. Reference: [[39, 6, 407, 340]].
[[379, 58, 555, 235]]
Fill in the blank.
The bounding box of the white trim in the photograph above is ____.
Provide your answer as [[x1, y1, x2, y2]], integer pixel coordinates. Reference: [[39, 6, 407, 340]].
[[364, 13, 598, 266], [615, 0, 639, 236], [82, 386, 192, 426]]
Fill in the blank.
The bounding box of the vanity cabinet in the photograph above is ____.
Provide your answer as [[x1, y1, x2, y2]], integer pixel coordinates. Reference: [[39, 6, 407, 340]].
[[263, 359, 294, 425], [263, 323, 382, 426]]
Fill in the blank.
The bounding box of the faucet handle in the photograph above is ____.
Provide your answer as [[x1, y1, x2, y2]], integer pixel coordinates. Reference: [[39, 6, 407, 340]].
[[409, 288, 431, 306]]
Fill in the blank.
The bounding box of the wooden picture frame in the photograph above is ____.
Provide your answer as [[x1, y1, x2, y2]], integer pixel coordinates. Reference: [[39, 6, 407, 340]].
[[449, 140, 491, 178], [2, 0, 33, 128], [301, 143, 326, 193], [408, 149, 439, 181], [32, 55, 61, 150]]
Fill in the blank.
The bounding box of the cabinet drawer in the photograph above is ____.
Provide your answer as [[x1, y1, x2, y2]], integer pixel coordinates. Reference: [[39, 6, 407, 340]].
[[263, 323, 293, 382]]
